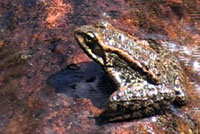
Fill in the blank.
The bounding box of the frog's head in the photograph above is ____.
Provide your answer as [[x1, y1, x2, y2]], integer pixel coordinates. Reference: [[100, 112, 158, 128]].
[[74, 21, 111, 65]]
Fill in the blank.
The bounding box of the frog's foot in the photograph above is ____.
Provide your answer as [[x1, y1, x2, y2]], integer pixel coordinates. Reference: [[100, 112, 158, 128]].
[[174, 91, 189, 105], [172, 81, 189, 105], [107, 83, 176, 119], [100, 106, 166, 122]]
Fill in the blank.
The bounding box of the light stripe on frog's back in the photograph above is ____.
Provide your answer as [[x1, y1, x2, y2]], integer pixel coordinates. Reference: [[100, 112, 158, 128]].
[[101, 28, 158, 70]]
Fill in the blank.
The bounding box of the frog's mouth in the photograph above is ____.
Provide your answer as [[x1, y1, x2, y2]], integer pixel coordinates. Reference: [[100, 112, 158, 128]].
[[75, 32, 106, 65]]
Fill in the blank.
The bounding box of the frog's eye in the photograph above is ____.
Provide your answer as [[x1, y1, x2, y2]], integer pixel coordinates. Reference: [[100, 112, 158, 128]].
[[85, 32, 95, 43]]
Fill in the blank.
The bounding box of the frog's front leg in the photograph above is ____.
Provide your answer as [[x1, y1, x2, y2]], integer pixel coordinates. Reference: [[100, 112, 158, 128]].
[[107, 82, 176, 119]]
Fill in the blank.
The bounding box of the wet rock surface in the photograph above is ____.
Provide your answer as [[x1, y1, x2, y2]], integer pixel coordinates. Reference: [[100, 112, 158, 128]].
[[0, 0, 200, 134]]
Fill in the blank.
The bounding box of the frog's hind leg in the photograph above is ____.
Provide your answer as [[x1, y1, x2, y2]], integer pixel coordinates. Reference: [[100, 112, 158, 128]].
[[107, 82, 176, 119]]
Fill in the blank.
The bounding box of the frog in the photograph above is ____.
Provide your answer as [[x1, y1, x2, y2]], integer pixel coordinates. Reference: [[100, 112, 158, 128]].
[[74, 21, 189, 121]]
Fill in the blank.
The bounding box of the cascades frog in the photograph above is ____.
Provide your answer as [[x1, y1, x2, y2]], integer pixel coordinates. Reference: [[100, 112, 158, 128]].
[[74, 21, 189, 121]]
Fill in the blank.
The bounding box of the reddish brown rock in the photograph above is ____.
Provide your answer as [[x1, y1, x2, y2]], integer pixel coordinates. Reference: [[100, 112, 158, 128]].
[[0, 0, 199, 134]]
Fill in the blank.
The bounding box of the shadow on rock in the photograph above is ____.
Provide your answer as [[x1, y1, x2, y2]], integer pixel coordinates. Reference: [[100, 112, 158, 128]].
[[47, 62, 114, 109]]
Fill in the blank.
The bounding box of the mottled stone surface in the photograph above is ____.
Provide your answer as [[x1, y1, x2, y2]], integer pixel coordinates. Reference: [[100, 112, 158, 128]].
[[0, 0, 199, 134]]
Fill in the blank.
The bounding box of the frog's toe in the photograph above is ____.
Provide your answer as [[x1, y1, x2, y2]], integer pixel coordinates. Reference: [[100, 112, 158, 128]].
[[175, 92, 189, 105]]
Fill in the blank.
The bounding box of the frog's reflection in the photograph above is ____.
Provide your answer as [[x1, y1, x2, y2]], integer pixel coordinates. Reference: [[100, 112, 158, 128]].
[[47, 62, 114, 109]]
